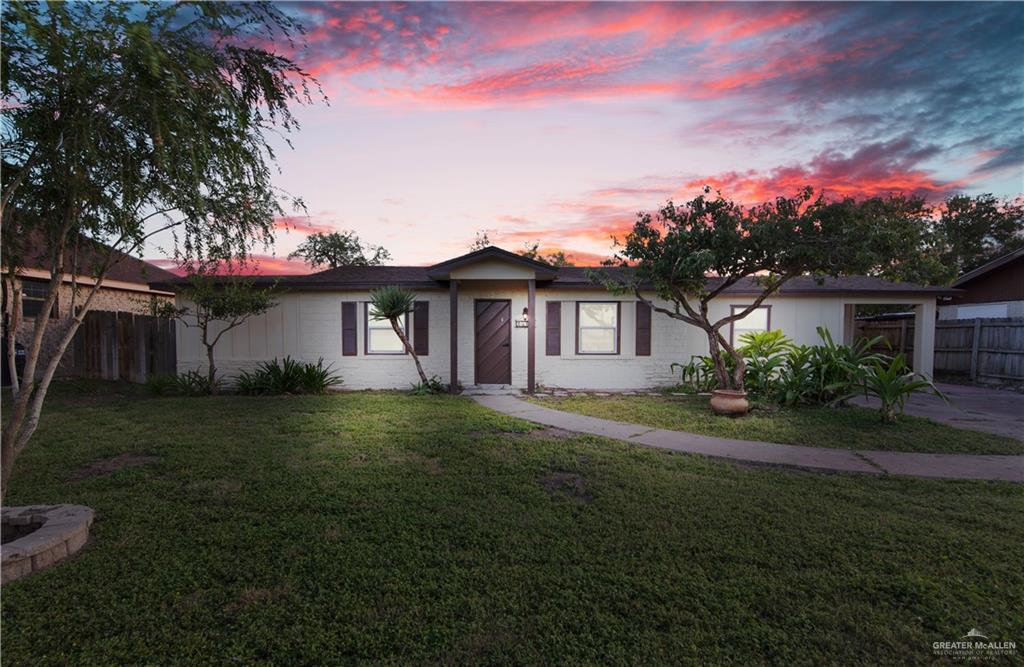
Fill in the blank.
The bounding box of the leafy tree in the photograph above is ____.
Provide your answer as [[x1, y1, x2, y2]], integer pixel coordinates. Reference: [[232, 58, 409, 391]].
[[287, 231, 390, 269], [368, 286, 428, 384], [469, 230, 492, 251], [595, 187, 907, 394], [517, 241, 575, 267], [154, 272, 277, 391], [0, 1, 320, 497], [932, 194, 1024, 277], [875, 193, 1024, 285]]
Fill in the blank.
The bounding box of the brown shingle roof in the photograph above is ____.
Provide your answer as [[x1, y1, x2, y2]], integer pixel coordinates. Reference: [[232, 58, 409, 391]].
[[20, 233, 178, 285], [151, 264, 958, 297]]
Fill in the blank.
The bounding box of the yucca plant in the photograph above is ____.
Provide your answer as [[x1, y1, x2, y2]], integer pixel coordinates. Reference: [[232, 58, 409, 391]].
[[844, 354, 946, 423], [369, 286, 429, 384]]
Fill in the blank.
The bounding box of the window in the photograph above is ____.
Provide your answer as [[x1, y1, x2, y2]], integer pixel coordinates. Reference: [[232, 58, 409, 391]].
[[364, 303, 406, 354], [730, 305, 771, 346], [21, 279, 57, 318], [576, 302, 619, 354]]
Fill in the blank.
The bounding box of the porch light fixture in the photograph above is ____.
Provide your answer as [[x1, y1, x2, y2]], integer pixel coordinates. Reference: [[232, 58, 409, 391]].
[[515, 307, 530, 328]]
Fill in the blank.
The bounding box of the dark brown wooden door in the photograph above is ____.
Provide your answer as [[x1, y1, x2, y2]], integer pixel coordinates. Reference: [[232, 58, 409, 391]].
[[474, 300, 512, 384]]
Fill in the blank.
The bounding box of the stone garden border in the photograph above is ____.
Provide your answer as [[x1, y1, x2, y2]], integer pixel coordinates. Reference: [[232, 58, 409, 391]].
[[2, 504, 94, 584]]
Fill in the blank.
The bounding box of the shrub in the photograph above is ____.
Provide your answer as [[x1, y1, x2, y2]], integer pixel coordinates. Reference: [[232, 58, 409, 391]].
[[843, 354, 947, 422], [776, 345, 816, 406], [810, 327, 889, 405], [737, 330, 791, 397], [145, 373, 179, 396], [409, 375, 450, 395], [670, 356, 719, 393], [236, 357, 343, 395], [146, 370, 222, 396], [666, 327, 937, 422]]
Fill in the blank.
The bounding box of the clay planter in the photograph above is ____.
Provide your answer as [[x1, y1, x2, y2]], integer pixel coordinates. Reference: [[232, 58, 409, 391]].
[[710, 389, 750, 416]]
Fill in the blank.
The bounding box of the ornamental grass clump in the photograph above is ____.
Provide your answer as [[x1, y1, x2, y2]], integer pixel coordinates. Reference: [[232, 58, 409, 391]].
[[235, 357, 342, 395]]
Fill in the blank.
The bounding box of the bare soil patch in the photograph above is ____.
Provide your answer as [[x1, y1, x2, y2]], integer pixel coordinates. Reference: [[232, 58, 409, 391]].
[[539, 471, 594, 504], [70, 454, 161, 481], [528, 427, 577, 440]]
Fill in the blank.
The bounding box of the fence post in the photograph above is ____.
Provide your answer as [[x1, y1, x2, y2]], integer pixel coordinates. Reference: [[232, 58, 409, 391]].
[[969, 318, 982, 381]]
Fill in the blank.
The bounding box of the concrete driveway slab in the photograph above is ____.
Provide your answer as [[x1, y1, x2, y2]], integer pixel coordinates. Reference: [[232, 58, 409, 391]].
[[851, 383, 1024, 441]]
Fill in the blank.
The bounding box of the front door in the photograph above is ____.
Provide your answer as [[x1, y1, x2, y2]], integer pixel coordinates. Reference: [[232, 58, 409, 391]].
[[474, 299, 512, 385]]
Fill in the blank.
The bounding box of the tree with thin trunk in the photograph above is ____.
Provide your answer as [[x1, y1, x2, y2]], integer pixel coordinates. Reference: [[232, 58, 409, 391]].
[[369, 286, 429, 385], [592, 187, 913, 394], [0, 1, 321, 498], [153, 271, 277, 392]]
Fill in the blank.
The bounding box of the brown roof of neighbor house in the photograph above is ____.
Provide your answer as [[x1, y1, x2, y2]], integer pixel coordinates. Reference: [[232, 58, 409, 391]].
[[952, 248, 1024, 288], [19, 232, 178, 285]]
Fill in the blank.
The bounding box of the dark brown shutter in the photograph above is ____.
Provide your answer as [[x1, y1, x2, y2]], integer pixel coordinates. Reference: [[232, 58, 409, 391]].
[[341, 302, 357, 356], [413, 301, 429, 355], [636, 301, 651, 356], [545, 301, 561, 355]]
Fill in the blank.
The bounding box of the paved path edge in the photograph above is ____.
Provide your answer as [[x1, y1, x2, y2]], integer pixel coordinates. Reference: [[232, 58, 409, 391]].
[[472, 395, 1024, 483]]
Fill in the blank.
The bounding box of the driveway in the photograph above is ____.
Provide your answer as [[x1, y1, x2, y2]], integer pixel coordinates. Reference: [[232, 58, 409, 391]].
[[851, 383, 1024, 441]]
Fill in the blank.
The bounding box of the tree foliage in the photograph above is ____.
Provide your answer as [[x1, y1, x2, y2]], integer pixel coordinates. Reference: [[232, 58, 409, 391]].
[[0, 1, 319, 496], [287, 231, 390, 269], [595, 187, 913, 393], [154, 273, 278, 391], [517, 241, 575, 267], [469, 230, 492, 252], [873, 193, 1023, 285]]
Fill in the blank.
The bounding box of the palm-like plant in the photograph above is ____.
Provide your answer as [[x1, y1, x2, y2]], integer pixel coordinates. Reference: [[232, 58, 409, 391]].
[[812, 327, 889, 405], [845, 354, 947, 423], [738, 330, 792, 397], [369, 286, 429, 384]]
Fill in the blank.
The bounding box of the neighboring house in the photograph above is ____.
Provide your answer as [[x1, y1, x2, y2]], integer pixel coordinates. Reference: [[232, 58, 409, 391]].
[[158, 246, 954, 391], [938, 248, 1024, 320], [2, 236, 177, 381]]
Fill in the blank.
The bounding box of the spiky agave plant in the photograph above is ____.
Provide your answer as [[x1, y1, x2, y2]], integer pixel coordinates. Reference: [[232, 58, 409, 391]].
[[369, 286, 429, 384]]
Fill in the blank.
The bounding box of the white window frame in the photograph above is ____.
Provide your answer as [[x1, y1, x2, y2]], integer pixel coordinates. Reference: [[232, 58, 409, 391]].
[[576, 301, 620, 355], [364, 303, 407, 355], [729, 305, 771, 346]]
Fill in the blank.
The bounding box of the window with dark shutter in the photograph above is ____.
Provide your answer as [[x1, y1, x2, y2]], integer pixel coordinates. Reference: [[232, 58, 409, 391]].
[[341, 302, 357, 356], [413, 301, 429, 355], [636, 301, 651, 356], [545, 301, 561, 355]]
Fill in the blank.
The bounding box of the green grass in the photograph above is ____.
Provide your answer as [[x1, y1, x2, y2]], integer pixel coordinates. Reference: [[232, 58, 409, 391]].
[[2, 382, 1022, 664], [527, 394, 1024, 455]]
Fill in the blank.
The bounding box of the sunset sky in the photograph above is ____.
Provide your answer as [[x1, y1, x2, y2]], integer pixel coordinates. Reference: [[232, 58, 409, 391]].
[[146, 1, 1024, 273]]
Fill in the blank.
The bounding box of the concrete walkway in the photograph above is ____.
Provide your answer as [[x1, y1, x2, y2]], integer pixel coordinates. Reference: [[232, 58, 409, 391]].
[[472, 395, 1024, 483], [851, 382, 1024, 441]]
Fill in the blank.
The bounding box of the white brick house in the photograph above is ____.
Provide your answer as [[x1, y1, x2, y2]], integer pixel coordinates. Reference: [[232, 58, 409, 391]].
[[161, 247, 954, 391]]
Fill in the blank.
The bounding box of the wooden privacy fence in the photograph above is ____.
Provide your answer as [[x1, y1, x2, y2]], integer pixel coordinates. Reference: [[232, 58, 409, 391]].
[[856, 317, 1024, 382], [64, 311, 176, 383], [933, 318, 1024, 383]]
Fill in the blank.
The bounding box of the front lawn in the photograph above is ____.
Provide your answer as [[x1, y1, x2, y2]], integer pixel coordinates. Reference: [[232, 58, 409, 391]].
[[3, 384, 1022, 664], [529, 394, 1024, 455]]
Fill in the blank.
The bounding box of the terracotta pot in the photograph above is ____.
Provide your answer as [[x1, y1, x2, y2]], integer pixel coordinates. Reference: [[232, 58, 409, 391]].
[[710, 389, 749, 416]]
